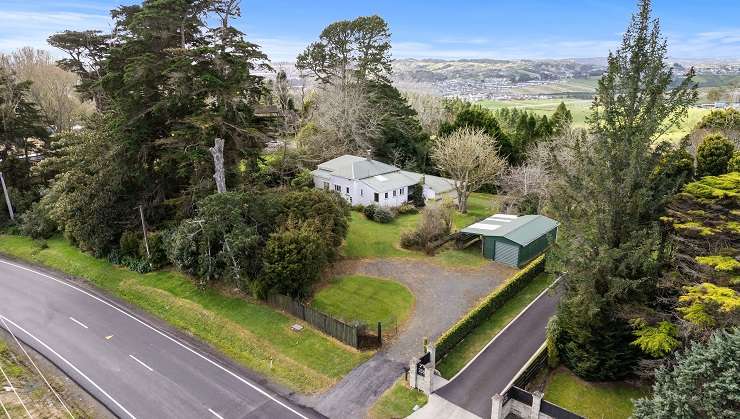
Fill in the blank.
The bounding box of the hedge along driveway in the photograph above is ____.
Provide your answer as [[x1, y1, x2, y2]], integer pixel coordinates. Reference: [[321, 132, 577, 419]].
[[0, 236, 371, 394]]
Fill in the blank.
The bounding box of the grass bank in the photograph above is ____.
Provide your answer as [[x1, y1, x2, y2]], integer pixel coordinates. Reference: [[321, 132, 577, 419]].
[[437, 273, 555, 378], [0, 235, 370, 394], [0, 339, 93, 418], [369, 379, 427, 419], [311, 275, 414, 333], [342, 192, 498, 267], [544, 367, 649, 419]]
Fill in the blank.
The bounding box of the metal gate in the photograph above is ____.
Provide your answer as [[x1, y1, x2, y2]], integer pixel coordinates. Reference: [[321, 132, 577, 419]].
[[495, 241, 519, 267]]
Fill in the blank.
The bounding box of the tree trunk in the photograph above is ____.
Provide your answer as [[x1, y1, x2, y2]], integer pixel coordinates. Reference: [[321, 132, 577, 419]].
[[210, 138, 226, 193]]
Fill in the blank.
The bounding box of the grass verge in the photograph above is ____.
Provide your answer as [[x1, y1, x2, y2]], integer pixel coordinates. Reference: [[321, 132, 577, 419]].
[[311, 275, 414, 332], [0, 235, 370, 394], [543, 367, 649, 419], [369, 378, 427, 419], [437, 273, 555, 378]]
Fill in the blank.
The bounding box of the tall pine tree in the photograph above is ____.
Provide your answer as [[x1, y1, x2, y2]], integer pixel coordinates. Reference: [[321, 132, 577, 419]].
[[548, 0, 697, 380]]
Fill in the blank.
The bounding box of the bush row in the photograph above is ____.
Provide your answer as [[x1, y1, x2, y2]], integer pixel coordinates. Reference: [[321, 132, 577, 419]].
[[434, 254, 547, 358]]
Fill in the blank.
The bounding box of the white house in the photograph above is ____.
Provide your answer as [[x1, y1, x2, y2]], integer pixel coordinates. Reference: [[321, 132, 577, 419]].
[[312, 155, 456, 207]]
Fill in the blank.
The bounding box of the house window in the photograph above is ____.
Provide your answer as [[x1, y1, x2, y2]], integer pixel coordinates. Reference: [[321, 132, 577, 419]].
[[361, 189, 364, 196], [323, 182, 329, 190], [385, 192, 388, 199], [393, 190, 396, 197], [374, 193, 379, 202], [346, 187, 349, 194], [400, 187, 404, 194], [334, 185, 341, 192]]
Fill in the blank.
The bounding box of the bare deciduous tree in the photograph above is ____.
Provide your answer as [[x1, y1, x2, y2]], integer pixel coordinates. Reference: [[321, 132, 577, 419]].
[[431, 127, 507, 213], [402, 90, 450, 135], [1, 47, 92, 132], [299, 81, 384, 163]]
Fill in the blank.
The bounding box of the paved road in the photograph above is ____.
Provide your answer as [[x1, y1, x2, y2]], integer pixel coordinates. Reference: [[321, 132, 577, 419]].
[[435, 280, 561, 419], [0, 257, 321, 419]]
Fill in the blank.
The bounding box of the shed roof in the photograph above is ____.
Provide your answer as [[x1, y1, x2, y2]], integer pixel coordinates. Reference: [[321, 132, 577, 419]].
[[461, 214, 559, 246]]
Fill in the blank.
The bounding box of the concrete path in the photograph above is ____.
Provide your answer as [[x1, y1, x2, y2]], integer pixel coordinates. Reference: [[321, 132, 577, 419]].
[[308, 258, 513, 418], [0, 257, 321, 419], [434, 281, 561, 419], [408, 394, 480, 419]]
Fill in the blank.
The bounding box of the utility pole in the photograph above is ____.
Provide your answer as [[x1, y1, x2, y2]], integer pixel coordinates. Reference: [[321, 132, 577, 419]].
[[137, 205, 150, 259], [0, 172, 14, 221]]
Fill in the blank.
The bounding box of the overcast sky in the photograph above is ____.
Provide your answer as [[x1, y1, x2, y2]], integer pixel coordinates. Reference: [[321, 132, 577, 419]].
[[1, 0, 739, 62]]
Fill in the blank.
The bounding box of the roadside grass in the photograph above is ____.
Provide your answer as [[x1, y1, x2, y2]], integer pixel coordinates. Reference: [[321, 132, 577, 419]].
[[0, 339, 93, 418], [478, 99, 709, 142], [544, 367, 649, 419], [311, 275, 414, 331], [342, 192, 498, 266], [0, 235, 370, 394], [368, 378, 427, 419], [436, 273, 556, 379]]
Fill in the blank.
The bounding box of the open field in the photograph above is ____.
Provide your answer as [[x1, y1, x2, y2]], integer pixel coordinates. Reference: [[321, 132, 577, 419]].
[[369, 378, 427, 419], [478, 98, 711, 142], [311, 275, 415, 330], [544, 367, 650, 419], [436, 273, 555, 378], [342, 192, 498, 267], [0, 236, 371, 394]]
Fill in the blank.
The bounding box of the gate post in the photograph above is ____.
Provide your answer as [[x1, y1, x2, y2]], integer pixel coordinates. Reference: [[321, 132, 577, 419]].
[[408, 357, 418, 389], [491, 393, 504, 419], [530, 391, 543, 419]]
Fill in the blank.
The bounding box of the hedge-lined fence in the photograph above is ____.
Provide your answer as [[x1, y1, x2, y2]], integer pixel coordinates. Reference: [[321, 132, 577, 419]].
[[435, 254, 547, 358]]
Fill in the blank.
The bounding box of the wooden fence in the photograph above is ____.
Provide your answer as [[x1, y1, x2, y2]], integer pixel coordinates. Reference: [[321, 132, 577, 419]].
[[266, 293, 379, 349]]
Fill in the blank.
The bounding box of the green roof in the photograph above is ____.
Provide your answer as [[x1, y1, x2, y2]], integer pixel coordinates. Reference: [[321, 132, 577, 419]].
[[461, 214, 559, 246]]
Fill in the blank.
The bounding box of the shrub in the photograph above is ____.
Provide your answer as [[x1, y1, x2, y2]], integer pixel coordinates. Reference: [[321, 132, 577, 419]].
[[119, 230, 141, 258], [290, 169, 315, 189], [399, 203, 452, 250], [397, 202, 418, 215], [120, 256, 152, 274], [729, 151, 740, 172], [256, 222, 328, 298], [352, 204, 366, 212], [363, 204, 378, 220], [435, 255, 547, 358], [408, 181, 426, 207], [20, 202, 57, 239], [372, 206, 394, 223], [141, 231, 168, 269], [696, 133, 735, 177]]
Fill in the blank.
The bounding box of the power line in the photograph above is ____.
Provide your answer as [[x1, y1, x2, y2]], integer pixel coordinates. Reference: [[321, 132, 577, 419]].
[[0, 317, 74, 419], [0, 356, 31, 418]]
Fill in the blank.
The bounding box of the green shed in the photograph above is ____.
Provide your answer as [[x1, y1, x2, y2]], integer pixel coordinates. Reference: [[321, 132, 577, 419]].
[[461, 214, 559, 267]]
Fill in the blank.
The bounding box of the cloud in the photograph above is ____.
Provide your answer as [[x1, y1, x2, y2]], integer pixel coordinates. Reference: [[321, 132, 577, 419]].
[[0, 10, 111, 54], [250, 37, 309, 62]]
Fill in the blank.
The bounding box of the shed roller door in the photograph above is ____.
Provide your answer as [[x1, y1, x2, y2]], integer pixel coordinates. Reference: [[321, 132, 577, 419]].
[[495, 241, 519, 267]]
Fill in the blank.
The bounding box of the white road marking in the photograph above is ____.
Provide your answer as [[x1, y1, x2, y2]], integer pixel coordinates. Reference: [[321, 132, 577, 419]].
[[69, 317, 88, 329], [128, 355, 153, 372], [0, 259, 308, 419], [0, 313, 137, 419], [208, 408, 225, 419], [0, 316, 75, 419], [0, 351, 32, 418]]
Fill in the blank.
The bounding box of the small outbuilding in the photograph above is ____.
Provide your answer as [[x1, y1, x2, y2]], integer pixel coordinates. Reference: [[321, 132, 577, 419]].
[[460, 214, 559, 267]]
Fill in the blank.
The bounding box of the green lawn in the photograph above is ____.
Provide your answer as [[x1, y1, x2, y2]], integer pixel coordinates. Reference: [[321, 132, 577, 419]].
[[369, 379, 428, 419], [544, 367, 650, 419], [311, 275, 415, 331], [0, 235, 370, 394], [477, 98, 710, 142], [342, 192, 498, 266], [437, 273, 556, 378]]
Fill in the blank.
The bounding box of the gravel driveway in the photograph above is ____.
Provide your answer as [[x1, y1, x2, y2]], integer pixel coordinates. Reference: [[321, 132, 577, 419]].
[[307, 257, 515, 418]]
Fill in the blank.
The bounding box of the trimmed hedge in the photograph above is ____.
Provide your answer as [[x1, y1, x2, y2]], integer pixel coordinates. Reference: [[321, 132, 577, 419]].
[[435, 254, 547, 358]]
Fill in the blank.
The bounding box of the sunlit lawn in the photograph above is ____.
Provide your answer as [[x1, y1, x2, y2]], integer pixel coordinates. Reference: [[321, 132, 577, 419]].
[[544, 367, 650, 419], [311, 275, 415, 330], [369, 379, 428, 419], [342, 192, 498, 267]]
